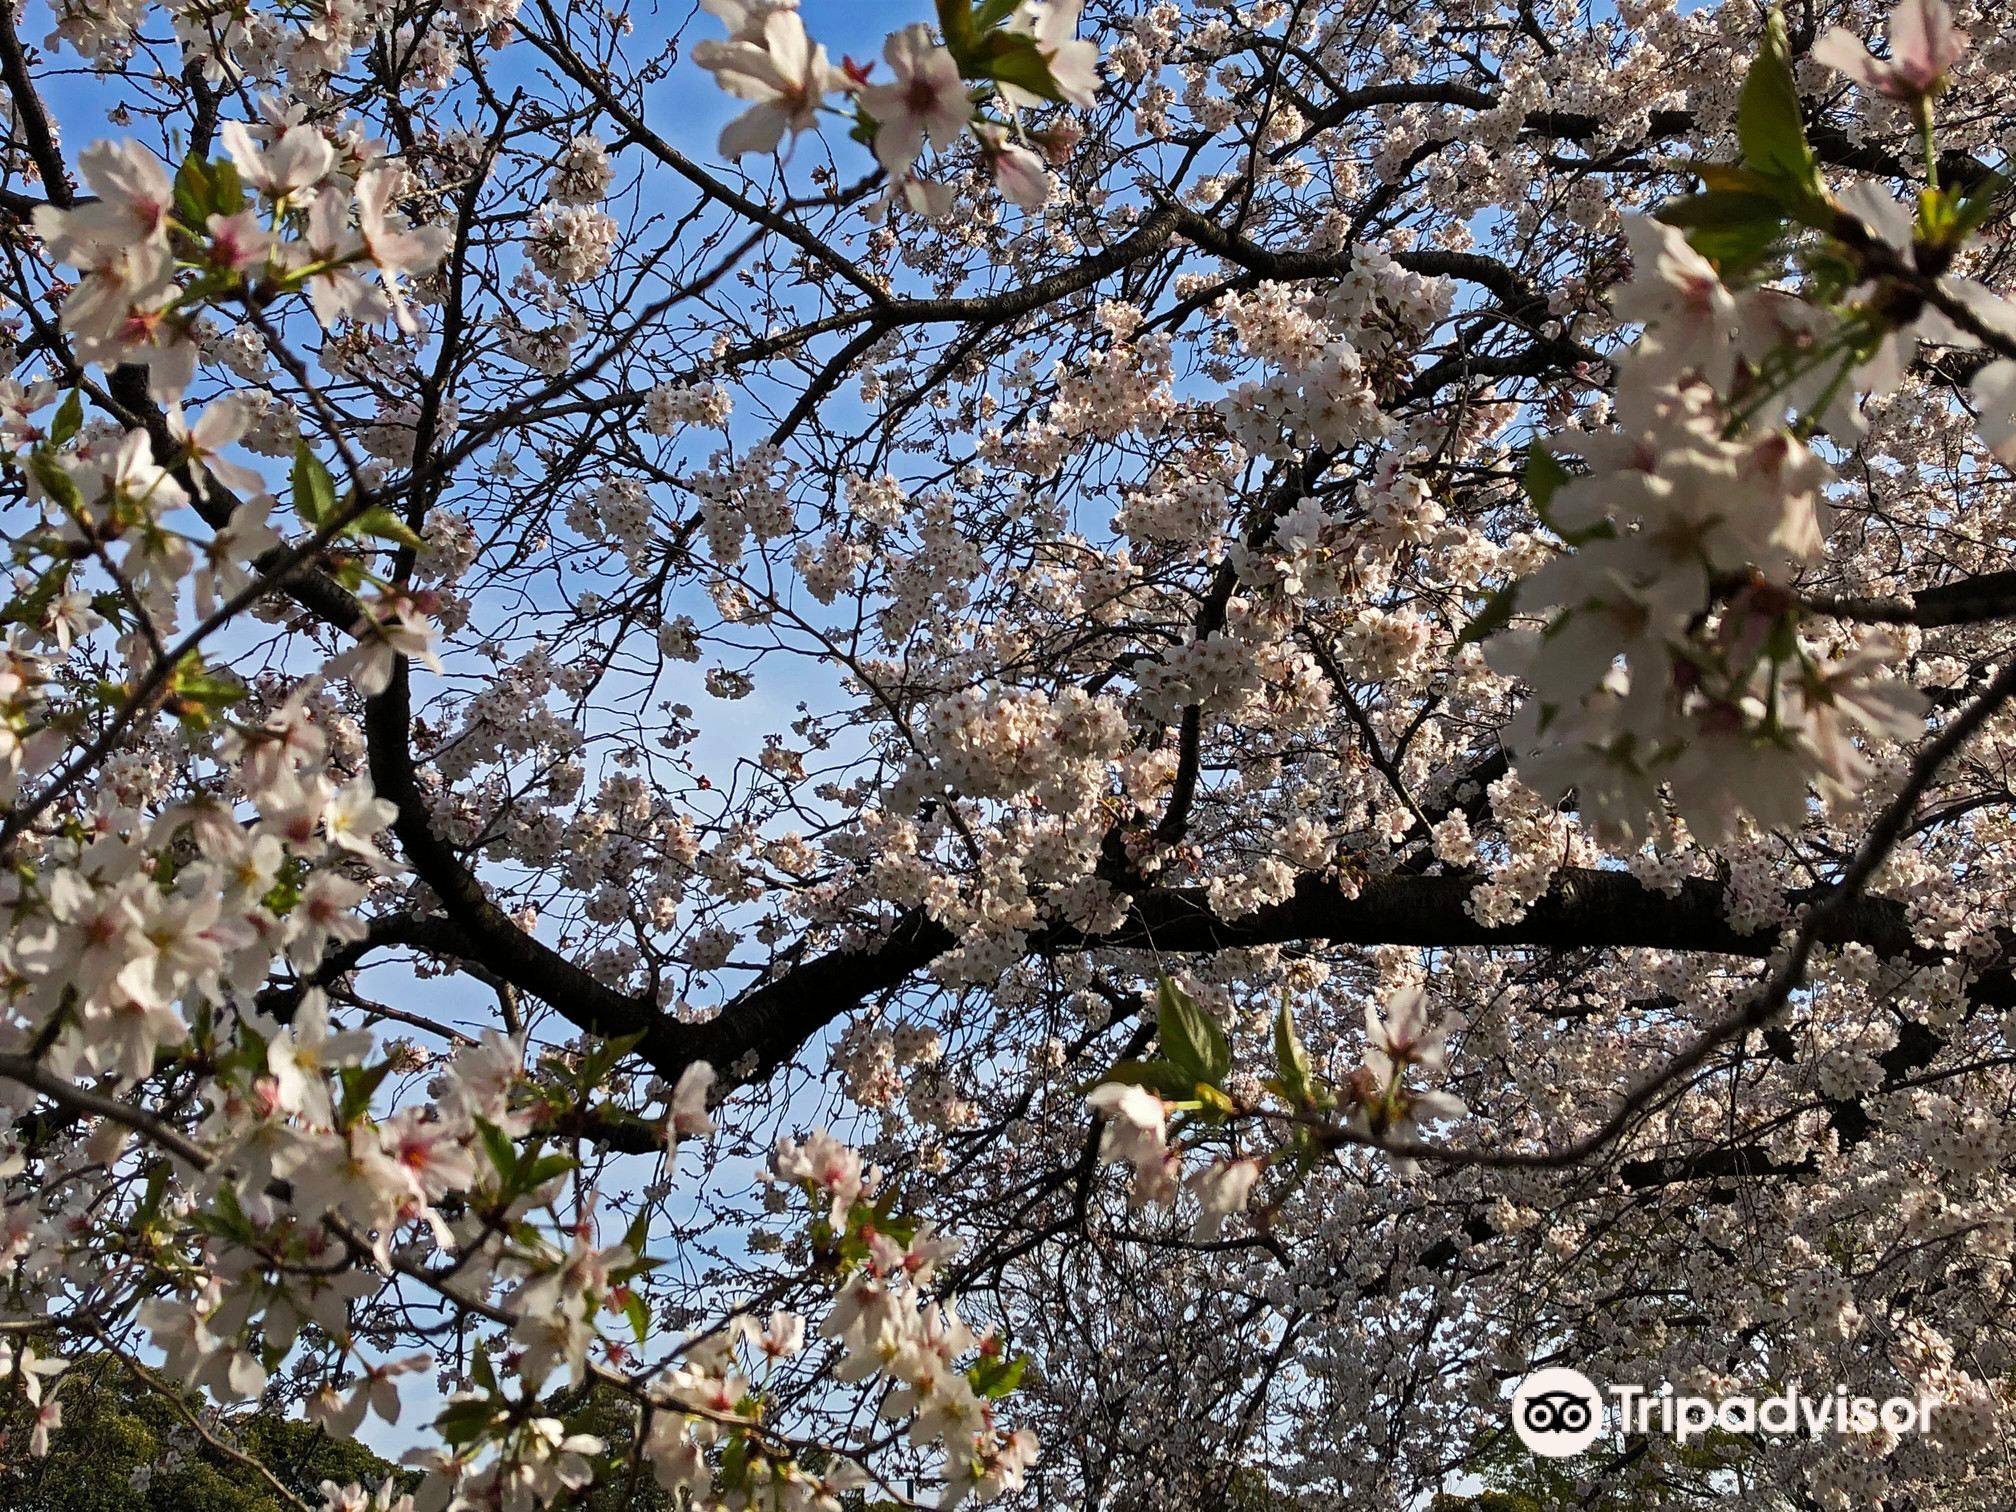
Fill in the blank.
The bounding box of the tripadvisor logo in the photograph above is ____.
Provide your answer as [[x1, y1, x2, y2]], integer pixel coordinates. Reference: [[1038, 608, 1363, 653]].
[[1509, 1368, 1941, 1458], [1510, 1368, 1605, 1457]]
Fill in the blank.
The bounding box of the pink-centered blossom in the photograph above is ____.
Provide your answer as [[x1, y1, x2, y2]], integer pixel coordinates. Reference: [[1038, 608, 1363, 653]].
[[1613, 217, 1740, 399], [223, 120, 337, 199], [859, 25, 972, 177], [1814, 0, 1969, 101]]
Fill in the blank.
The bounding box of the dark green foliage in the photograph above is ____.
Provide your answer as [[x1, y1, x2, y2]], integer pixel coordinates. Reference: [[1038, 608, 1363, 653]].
[[0, 1355, 402, 1512]]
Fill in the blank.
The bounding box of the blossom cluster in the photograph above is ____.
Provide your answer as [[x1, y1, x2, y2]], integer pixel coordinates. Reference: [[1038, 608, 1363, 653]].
[[36, 125, 448, 400], [1087, 977, 1468, 1237], [1486, 3, 2016, 845], [695, 0, 1098, 213]]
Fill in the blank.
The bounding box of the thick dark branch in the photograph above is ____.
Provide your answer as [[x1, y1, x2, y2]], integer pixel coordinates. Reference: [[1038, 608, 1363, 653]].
[[0, 13, 74, 209], [1806, 568, 2016, 627], [660, 864, 2012, 1093], [364, 662, 673, 1050]]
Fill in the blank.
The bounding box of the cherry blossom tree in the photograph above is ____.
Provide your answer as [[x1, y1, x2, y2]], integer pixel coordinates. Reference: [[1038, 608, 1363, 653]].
[[2, 0, 2016, 1507]]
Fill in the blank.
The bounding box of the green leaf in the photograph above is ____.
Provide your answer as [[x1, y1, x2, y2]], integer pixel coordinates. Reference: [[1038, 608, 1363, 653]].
[[1951, 171, 2010, 241], [474, 1117, 516, 1185], [1192, 1082, 1235, 1117], [577, 1029, 649, 1086], [170, 655, 247, 723], [49, 390, 82, 448], [1157, 974, 1230, 1086], [174, 671, 245, 708], [351, 505, 425, 552], [937, 0, 978, 63], [621, 1288, 650, 1346], [974, 33, 1063, 101], [622, 1205, 652, 1260], [974, 0, 1020, 27], [261, 859, 303, 915], [173, 153, 213, 228], [171, 150, 248, 225], [720, 1434, 752, 1487], [217, 1181, 253, 1231], [134, 1160, 172, 1228], [1656, 189, 1789, 272], [434, 1396, 496, 1447], [291, 438, 339, 529], [1694, 162, 1786, 196], [969, 1352, 1027, 1399], [1092, 1058, 1202, 1098], [209, 156, 247, 218], [522, 1152, 578, 1188], [1799, 241, 1861, 305], [1, 560, 74, 631], [1523, 440, 1569, 515], [1518, 440, 1612, 547], [1455, 579, 1520, 649], [1737, 11, 1820, 200], [336, 1060, 396, 1126], [26, 451, 85, 517], [1273, 994, 1312, 1105], [227, 1020, 270, 1068]]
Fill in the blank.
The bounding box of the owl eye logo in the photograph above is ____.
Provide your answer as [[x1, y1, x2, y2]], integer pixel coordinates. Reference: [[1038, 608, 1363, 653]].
[[1510, 1368, 1606, 1456], [1519, 1389, 1595, 1435]]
